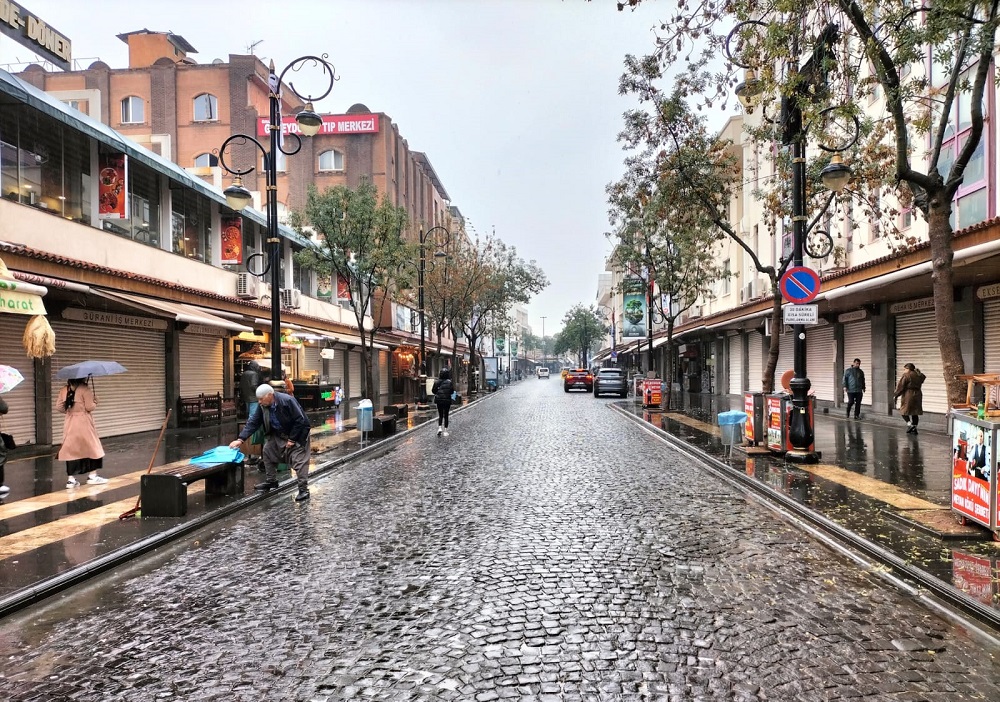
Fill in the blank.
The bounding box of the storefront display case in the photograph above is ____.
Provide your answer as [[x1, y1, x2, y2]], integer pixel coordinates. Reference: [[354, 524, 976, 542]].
[[293, 380, 343, 412]]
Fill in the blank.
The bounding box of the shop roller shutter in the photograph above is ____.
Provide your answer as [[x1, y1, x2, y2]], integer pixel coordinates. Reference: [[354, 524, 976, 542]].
[[348, 350, 362, 398], [379, 350, 390, 397], [301, 345, 322, 377], [894, 310, 948, 414], [984, 299, 1000, 375], [728, 334, 743, 395], [776, 332, 794, 385], [806, 325, 836, 401], [843, 321, 873, 405], [747, 332, 763, 392], [0, 315, 36, 444], [178, 333, 223, 397], [50, 319, 165, 442]]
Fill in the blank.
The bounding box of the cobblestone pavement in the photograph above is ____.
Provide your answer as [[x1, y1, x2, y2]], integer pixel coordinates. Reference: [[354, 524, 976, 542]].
[[1, 380, 999, 701]]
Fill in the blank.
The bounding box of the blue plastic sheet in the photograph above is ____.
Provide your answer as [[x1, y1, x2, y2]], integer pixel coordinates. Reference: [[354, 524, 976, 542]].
[[718, 410, 748, 426], [190, 446, 245, 465]]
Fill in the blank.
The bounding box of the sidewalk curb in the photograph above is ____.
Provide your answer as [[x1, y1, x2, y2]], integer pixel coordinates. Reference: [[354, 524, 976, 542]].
[[0, 394, 496, 620], [610, 403, 1000, 638]]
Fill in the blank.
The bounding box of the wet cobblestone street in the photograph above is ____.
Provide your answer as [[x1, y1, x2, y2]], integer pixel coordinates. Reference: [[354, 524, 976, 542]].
[[0, 380, 998, 701]]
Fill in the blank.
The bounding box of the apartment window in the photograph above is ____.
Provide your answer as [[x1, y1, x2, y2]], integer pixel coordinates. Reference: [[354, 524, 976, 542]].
[[193, 153, 218, 168], [193, 93, 218, 122], [722, 259, 731, 295], [121, 96, 144, 124], [125, 161, 160, 246], [171, 190, 212, 262], [318, 149, 344, 172], [64, 99, 89, 115]]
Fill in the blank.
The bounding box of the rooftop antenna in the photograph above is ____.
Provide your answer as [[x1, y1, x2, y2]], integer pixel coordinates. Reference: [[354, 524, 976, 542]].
[[247, 39, 263, 56]]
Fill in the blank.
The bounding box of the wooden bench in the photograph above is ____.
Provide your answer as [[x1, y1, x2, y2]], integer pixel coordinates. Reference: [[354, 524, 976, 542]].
[[177, 393, 224, 427], [372, 413, 397, 438], [220, 397, 238, 420], [141, 460, 244, 518]]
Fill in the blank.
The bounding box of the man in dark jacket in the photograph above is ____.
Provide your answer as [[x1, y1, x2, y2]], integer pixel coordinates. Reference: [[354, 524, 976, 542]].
[[239, 361, 262, 418], [842, 358, 866, 419], [230, 384, 312, 501]]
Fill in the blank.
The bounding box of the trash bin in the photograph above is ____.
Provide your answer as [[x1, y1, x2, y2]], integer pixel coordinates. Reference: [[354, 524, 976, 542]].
[[356, 399, 373, 433], [718, 410, 748, 458]]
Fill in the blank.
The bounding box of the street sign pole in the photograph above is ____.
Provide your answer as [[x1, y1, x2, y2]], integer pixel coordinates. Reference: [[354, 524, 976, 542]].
[[779, 265, 821, 463]]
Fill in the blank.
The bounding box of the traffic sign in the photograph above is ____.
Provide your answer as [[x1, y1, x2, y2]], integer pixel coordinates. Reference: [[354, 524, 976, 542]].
[[780, 266, 821, 304], [783, 304, 819, 325]]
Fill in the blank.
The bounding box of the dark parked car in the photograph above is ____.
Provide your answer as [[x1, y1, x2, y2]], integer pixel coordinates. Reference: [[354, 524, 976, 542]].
[[593, 368, 628, 398], [564, 368, 593, 392]]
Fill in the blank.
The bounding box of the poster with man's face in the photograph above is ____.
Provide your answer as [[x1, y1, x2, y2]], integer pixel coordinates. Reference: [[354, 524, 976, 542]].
[[951, 417, 992, 527], [622, 277, 647, 339]]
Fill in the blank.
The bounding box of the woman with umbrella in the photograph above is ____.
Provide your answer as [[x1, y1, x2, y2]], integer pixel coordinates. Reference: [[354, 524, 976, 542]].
[[57, 377, 108, 487]]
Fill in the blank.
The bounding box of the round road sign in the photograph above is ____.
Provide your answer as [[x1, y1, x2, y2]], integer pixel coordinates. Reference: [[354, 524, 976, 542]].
[[780, 266, 821, 304]]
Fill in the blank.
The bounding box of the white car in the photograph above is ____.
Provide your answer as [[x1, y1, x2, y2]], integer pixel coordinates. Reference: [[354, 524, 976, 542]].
[[536, 367, 550, 378]]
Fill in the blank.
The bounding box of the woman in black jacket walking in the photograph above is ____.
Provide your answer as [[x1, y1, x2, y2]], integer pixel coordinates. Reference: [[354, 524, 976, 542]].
[[431, 368, 454, 437]]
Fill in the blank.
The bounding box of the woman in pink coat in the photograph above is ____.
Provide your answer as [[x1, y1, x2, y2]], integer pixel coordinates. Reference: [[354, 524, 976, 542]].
[[56, 378, 108, 488]]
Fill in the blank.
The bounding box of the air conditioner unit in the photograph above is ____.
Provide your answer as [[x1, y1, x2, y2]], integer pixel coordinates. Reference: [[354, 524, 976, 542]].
[[236, 272, 259, 299], [690, 305, 703, 319], [280, 288, 302, 309], [744, 281, 755, 300]]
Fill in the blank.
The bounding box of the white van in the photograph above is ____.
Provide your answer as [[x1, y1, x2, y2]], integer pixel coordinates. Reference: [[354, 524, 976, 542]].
[[536, 367, 550, 378]]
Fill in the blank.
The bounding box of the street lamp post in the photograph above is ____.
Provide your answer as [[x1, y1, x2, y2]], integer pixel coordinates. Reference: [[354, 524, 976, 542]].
[[219, 56, 335, 388], [540, 316, 546, 369], [417, 225, 451, 406]]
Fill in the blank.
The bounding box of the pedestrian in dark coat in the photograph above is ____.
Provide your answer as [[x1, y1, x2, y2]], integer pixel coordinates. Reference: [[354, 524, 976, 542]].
[[842, 358, 866, 419], [431, 367, 454, 437], [239, 360, 262, 418], [894, 363, 926, 434]]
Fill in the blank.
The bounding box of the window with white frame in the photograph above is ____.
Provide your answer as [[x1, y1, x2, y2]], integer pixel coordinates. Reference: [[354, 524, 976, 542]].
[[121, 96, 144, 124], [318, 149, 344, 172], [193, 93, 218, 122], [193, 153, 218, 168]]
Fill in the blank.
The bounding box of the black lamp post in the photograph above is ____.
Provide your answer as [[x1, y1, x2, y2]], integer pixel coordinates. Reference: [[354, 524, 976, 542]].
[[218, 56, 335, 389], [417, 225, 452, 405]]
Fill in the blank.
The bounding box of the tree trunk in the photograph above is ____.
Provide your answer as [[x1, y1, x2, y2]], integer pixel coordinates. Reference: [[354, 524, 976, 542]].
[[665, 319, 675, 409], [361, 341, 374, 401], [762, 279, 782, 394], [926, 201, 967, 405]]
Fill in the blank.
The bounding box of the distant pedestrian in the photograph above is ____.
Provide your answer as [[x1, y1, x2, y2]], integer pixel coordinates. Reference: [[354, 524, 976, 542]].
[[894, 363, 926, 434], [230, 384, 312, 502], [57, 378, 108, 487], [239, 360, 262, 418], [0, 395, 9, 496], [842, 358, 866, 419], [432, 367, 454, 437]]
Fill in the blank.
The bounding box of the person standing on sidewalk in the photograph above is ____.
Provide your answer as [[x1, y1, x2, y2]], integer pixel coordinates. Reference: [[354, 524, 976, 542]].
[[239, 361, 262, 419], [894, 363, 926, 435], [230, 384, 312, 502], [842, 358, 866, 419], [432, 367, 454, 437], [57, 378, 108, 487]]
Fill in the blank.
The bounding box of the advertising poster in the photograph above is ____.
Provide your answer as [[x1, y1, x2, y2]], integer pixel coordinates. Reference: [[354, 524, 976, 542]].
[[221, 216, 242, 265], [951, 417, 992, 526], [642, 379, 662, 407], [98, 152, 127, 219], [317, 275, 332, 301], [744, 393, 756, 443], [766, 395, 783, 451], [951, 549, 996, 606], [621, 277, 647, 339], [336, 273, 351, 302]]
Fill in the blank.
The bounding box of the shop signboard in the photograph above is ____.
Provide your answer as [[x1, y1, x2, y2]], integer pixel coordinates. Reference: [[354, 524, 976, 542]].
[[766, 395, 784, 452], [744, 392, 757, 443], [950, 414, 996, 529], [642, 379, 662, 407]]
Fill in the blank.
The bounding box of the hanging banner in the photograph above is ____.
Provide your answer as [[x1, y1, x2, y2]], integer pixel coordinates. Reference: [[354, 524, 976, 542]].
[[495, 337, 506, 355], [221, 216, 243, 265], [336, 273, 351, 302], [622, 277, 647, 339], [510, 339, 518, 356], [98, 152, 127, 219]]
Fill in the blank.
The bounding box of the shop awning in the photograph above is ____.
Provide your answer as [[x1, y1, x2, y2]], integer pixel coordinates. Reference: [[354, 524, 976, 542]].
[[94, 290, 253, 333], [0, 276, 47, 315]]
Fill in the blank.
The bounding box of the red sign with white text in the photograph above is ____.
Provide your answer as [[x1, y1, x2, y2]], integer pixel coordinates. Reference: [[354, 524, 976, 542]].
[[257, 114, 380, 138]]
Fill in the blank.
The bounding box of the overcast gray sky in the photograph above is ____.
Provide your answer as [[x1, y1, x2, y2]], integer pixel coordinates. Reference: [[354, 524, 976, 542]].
[[1, 0, 679, 336]]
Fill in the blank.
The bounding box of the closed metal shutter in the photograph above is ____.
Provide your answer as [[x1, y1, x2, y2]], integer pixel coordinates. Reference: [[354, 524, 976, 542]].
[[895, 310, 948, 414], [984, 299, 1000, 374], [379, 350, 390, 397], [348, 350, 362, 398], [0, 315, 36, 444], [843, 321, 873, 406], [301, 346, 322, 377], [178, 333, 223, 397], [776, 332, 794, 384], [50, 320, 165, 442], [747, 332, 763, 392], [806, 325, 836, 401], [727, 334, 743, 395]]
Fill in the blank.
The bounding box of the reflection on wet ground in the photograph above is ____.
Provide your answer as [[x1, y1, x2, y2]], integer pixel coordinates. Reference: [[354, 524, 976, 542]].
[[624, 393, 1000, 613]]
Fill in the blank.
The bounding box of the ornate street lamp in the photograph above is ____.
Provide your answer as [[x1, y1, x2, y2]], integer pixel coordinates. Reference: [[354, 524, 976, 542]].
[[417, 225, 452, 405], [218, 56, 336, 388]]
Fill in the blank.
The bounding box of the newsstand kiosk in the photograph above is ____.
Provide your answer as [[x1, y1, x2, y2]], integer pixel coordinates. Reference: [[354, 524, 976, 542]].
[[765, 392, 816, 456], [950, 410, 999, 540]]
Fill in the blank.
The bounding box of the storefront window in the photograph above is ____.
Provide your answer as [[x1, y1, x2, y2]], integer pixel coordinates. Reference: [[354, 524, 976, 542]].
[[0, 105, 91, 223], [171, 190, 211, 261], [128, 162, 160, 245], [293, 246, 311, 295]]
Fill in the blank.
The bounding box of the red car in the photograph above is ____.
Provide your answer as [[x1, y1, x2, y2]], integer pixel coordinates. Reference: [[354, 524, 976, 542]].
[[564, 368, 593, 392]]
